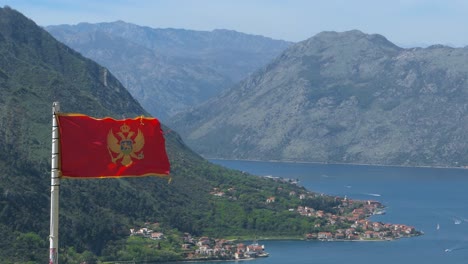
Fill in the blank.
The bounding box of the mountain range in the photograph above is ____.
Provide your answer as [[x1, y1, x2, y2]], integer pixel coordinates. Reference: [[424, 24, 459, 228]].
[[46, 22, 292, 121], [169, 30, 468, 167], [0, 7, 332, 263]]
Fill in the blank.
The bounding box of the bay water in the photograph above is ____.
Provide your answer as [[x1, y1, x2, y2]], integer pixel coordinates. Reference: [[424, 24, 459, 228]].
[[200, 159, 468, 264]]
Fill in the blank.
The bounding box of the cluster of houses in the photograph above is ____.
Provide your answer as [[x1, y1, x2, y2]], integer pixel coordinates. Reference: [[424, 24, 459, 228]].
[[306, 221, 417, 241], [295, 197, 419, 240], [129, 224, 269, 261], [129, 225, 165, 240], [295, 197, 383, 220], [210, 187, 237, 200], [181, 234, 268, 260]]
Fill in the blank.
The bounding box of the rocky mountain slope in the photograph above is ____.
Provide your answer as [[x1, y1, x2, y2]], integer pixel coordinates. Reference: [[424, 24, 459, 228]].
[[46, 22, 292, 120], [169, 30, 468, 167]]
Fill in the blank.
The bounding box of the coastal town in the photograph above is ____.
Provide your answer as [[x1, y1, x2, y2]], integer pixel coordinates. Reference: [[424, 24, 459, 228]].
[[127, 180, 421, 261], [294, 193, 419, 241], [299, 198, 420, 241], [211, 175, 421, 242], [130, 226, 269, 261]]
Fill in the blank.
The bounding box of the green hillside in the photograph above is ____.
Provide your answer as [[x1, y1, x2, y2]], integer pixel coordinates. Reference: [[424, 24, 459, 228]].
[[0, 7, 353, 263]]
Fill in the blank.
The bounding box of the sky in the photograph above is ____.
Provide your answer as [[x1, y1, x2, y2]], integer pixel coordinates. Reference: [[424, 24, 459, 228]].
[[3, 0, 468, 47]]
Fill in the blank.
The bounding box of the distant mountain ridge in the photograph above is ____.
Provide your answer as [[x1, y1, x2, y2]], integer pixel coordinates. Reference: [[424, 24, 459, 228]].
[[46, 22, 292, 120], [169, 30, 468, 167]]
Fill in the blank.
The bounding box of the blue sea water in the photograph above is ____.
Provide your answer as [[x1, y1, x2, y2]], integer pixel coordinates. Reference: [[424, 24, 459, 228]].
[[198, 160, 468, 264]]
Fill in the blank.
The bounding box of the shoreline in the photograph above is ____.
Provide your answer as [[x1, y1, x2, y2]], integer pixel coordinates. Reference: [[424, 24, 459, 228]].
[[178, 258, 257, 263], [206, 157, 468, 171], [228, 233, 422, 243], [177, 238, 400, 263], [175, 237, 411, 263]]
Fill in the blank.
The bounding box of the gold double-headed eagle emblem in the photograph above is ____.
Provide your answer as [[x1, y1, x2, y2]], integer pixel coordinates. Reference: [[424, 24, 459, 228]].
[[107, 123, 145, 166]]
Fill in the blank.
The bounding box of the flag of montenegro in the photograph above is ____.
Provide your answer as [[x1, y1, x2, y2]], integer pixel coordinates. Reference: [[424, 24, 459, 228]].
[[57, 114, 170, 178]]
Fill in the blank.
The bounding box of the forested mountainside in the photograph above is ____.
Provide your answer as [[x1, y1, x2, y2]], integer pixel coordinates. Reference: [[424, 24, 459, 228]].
[[46, 22, 292, 121], [0, 7, 347, 263], [169, 30, 468, 167]]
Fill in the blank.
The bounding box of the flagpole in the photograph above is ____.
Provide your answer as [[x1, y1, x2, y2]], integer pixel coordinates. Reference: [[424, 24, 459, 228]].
[[49, 102, 60, 264]]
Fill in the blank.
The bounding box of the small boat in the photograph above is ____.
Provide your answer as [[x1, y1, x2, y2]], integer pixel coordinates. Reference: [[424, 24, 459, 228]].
[[373, 209, 386, 215]]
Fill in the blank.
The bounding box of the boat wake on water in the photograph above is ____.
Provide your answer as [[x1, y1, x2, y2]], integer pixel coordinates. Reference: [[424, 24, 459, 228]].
[[444, 246, 468, 253], [363, 193, 381, 197]]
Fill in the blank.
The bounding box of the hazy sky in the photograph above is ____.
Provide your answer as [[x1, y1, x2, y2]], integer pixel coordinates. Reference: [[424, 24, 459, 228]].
[[4, 0, 468, 47]]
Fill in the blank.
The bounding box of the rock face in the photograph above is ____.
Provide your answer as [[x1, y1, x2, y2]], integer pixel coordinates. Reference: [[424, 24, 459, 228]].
[[169, 30, 468, 167], [46, 22, 292, 121]]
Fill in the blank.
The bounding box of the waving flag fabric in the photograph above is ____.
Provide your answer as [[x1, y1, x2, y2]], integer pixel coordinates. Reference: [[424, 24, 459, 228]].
[[57, 114, 170, 178]]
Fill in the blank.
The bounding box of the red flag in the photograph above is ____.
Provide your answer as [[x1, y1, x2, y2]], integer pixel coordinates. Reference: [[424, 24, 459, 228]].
[[57, 114, 170, 178]]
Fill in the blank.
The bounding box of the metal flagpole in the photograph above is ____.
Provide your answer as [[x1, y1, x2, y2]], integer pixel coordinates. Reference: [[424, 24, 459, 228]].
[[49, 102, 60, 264]]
